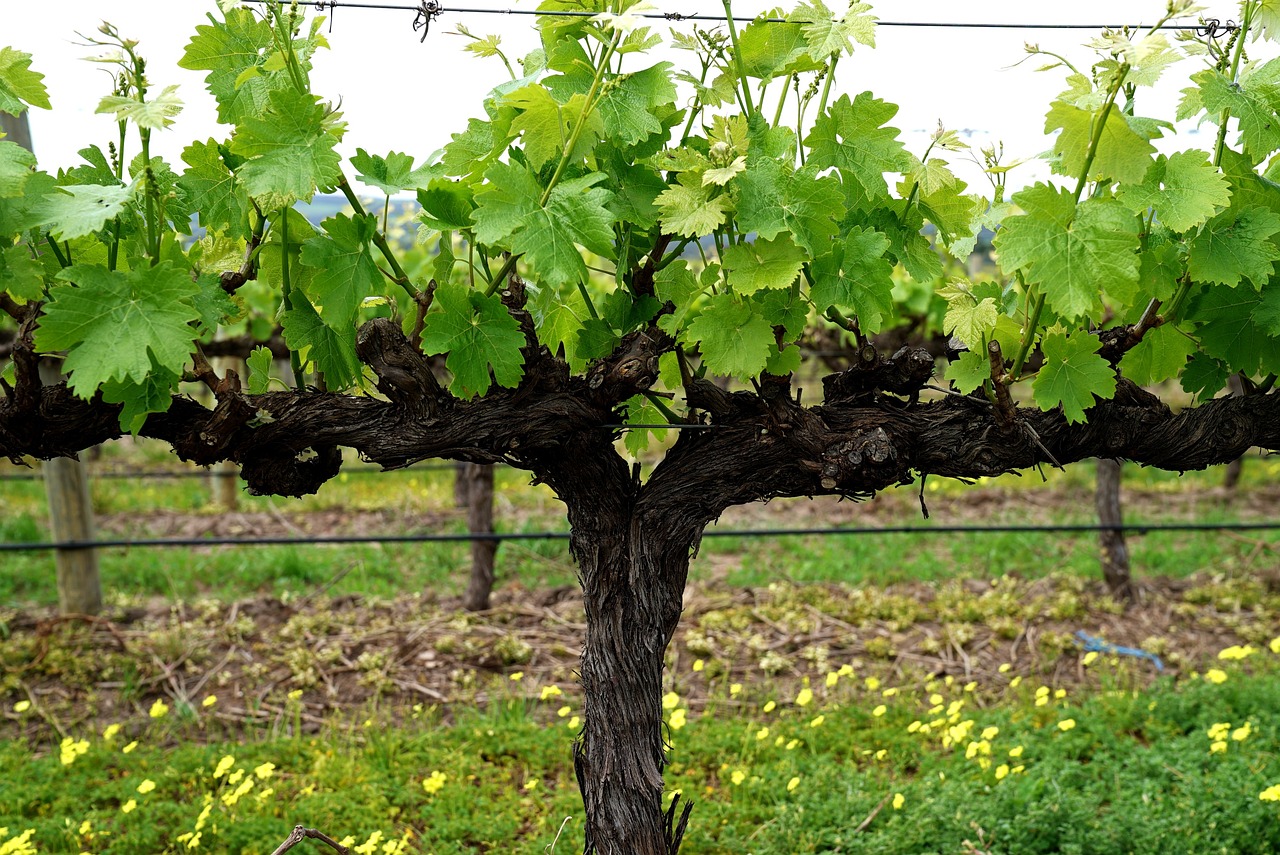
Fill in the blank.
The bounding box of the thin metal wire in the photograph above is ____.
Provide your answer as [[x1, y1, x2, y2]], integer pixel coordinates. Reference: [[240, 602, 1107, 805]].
[[3, 521, 1279, 552], [242, 0, 1225, 32]]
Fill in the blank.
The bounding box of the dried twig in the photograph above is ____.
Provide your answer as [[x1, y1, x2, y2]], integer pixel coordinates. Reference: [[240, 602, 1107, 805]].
[[270, 824, 352, 855]]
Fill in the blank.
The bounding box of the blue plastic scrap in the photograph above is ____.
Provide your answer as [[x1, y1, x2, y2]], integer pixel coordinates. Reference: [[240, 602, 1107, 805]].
[[1074, 630, 1165, 671]]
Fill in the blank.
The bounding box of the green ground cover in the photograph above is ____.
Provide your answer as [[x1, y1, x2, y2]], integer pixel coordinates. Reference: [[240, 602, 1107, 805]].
[[3, 657, 1279, 854]]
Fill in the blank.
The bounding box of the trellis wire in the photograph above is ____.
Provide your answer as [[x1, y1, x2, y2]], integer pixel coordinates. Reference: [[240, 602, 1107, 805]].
[[249, 0, 1235, 34], [3, 520, 1279, 552]]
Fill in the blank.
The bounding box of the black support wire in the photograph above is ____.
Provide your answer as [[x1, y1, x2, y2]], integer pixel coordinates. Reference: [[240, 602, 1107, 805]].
[[2, 521, 1279, 553], [243, 0, 1235, 34]]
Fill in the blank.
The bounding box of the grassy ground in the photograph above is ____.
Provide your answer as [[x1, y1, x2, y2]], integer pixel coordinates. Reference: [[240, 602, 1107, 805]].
[[3, 657, 1279, 853]]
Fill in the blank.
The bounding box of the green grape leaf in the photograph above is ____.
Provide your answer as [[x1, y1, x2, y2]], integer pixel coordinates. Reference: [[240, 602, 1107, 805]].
[[421, 280, 526, 397], [0, 140, 36, 198], [37, 184, 134, 241], [246, 345, 274, 395], [1116, 151, 1231, 233], [940, 287, 998, 349], [0, 169, 54, 236], [505, 84, 569, 170], [36, 263, 199, 397], [1187, 206, 1280, 288], [722, 235, 805, 295], [1188, 285, 1280, 375], [734, 160, 844, 256], [767, 343, 802, 375], [654, 260, 705, 336], [0, 243, 43, 301], [574, 317, 620, 363], [280, 292, 361, 389], [1031, 329, 1117, 425], [607, 164, 666, 231], [595, 62, 677, 146], [945, 349, 988, 394], [1180, 352, 1229, 402], [418, 180, 475, 232], [1138, 236, 1182, 301], [191, 271, 237, 335], [180, 9, 300, 125], [623, 393, 666, 458], [736, 19, 816, 81], [1194, 67, 1280, 164], [0, 47, 50, 114], [299, 213, 382, 329], [101, 364, 182, 434], [229, 88, 342, 210], [471, 161, 541, 244], [657, 177, 730, 238], [996, 184, 1139, 320], [531, 281, 591, 372], [789, 0, 876, 60], [1045, 100, 1156, 185], [685, 292, 774, 379], [809, 226, 895, 332], [178, 139, 250, 238], [95, 85, 184, 130], [1118, 323, 1196, 385], [350, 148, 439, 196], [804, 92, 913, 200], [442, 117, 504, 178]]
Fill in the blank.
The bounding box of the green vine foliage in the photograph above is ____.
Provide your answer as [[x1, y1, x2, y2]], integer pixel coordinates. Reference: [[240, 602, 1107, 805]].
[[3, 0, 1280, 435]]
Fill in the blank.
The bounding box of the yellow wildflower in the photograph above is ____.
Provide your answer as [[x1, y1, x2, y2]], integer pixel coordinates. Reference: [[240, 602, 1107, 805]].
[[730, 770, 746, 785], [865, 676, 881, 691], [254, 762, 276, 780], [121, 799, 137, 814], [892, 793, 905, 810], [137, 780, 156, 794], [875, 749, 887, 760], [907, 720, 921, 733], [809, 715, 825, 728], [692, 659, 704, 672], [509, 672, 523, 682], [148, 700, 169, 719], [998, 663, 1012, 673], [755, 727, 769, 740], [1057, 718, 1076, 731], [1260, 784, 1280, 802], [873, 705, 887, 717], [662, 692, 680, 711], [1218, 645, 1256, 661], [214, 755, 235, 778], [787, 776, 800, 792], [1054, 688, 1067, 699], [523, 780, 539, 791], [539, 685, 562, 700], [763, 700, 776, 713], [422, 771, 447, 795], [567, 716, 580, 729], [1009, 745, 1024, 758], [287, 689, 303, 701], [1009, 676, 1022, 688], [963, 681, 977, 693], [730, 683, 742, 696], [928, 693, 944, 706], [795, 688, 813, 707], [13, 701, 30, 713], [668, 708, 687, 730], [122, 741, 138, 753], [1082, 651, 1099, 666], [1232, 723, 1252, 742], [838, 664, 854, 677], [1270, 637, 1280, 655], [826, 672, 839, 687], [102, 723, 121, 741], [883, 687, 898, 697], [227, 769, 245, 786], [202, 695, 217, 708], [1210, 740, 1228, 754], [557, 706, 571, 718], [1204, 669, 1228, 684]]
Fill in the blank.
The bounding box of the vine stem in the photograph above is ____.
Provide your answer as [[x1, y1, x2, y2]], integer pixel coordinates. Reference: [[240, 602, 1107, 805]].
[[486, 31, 623, 296], [1071, 63, 1127, 205], [279, 210, 306, 391], [815, 55, 838, 120], [1009, 277, 1043, 381], [721, 0, 756, 117], [336, 176, 417, 299]]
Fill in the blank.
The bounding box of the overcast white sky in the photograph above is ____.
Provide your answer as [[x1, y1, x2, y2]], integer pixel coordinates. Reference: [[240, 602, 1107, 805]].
[[4, 1, 1261, 194]]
